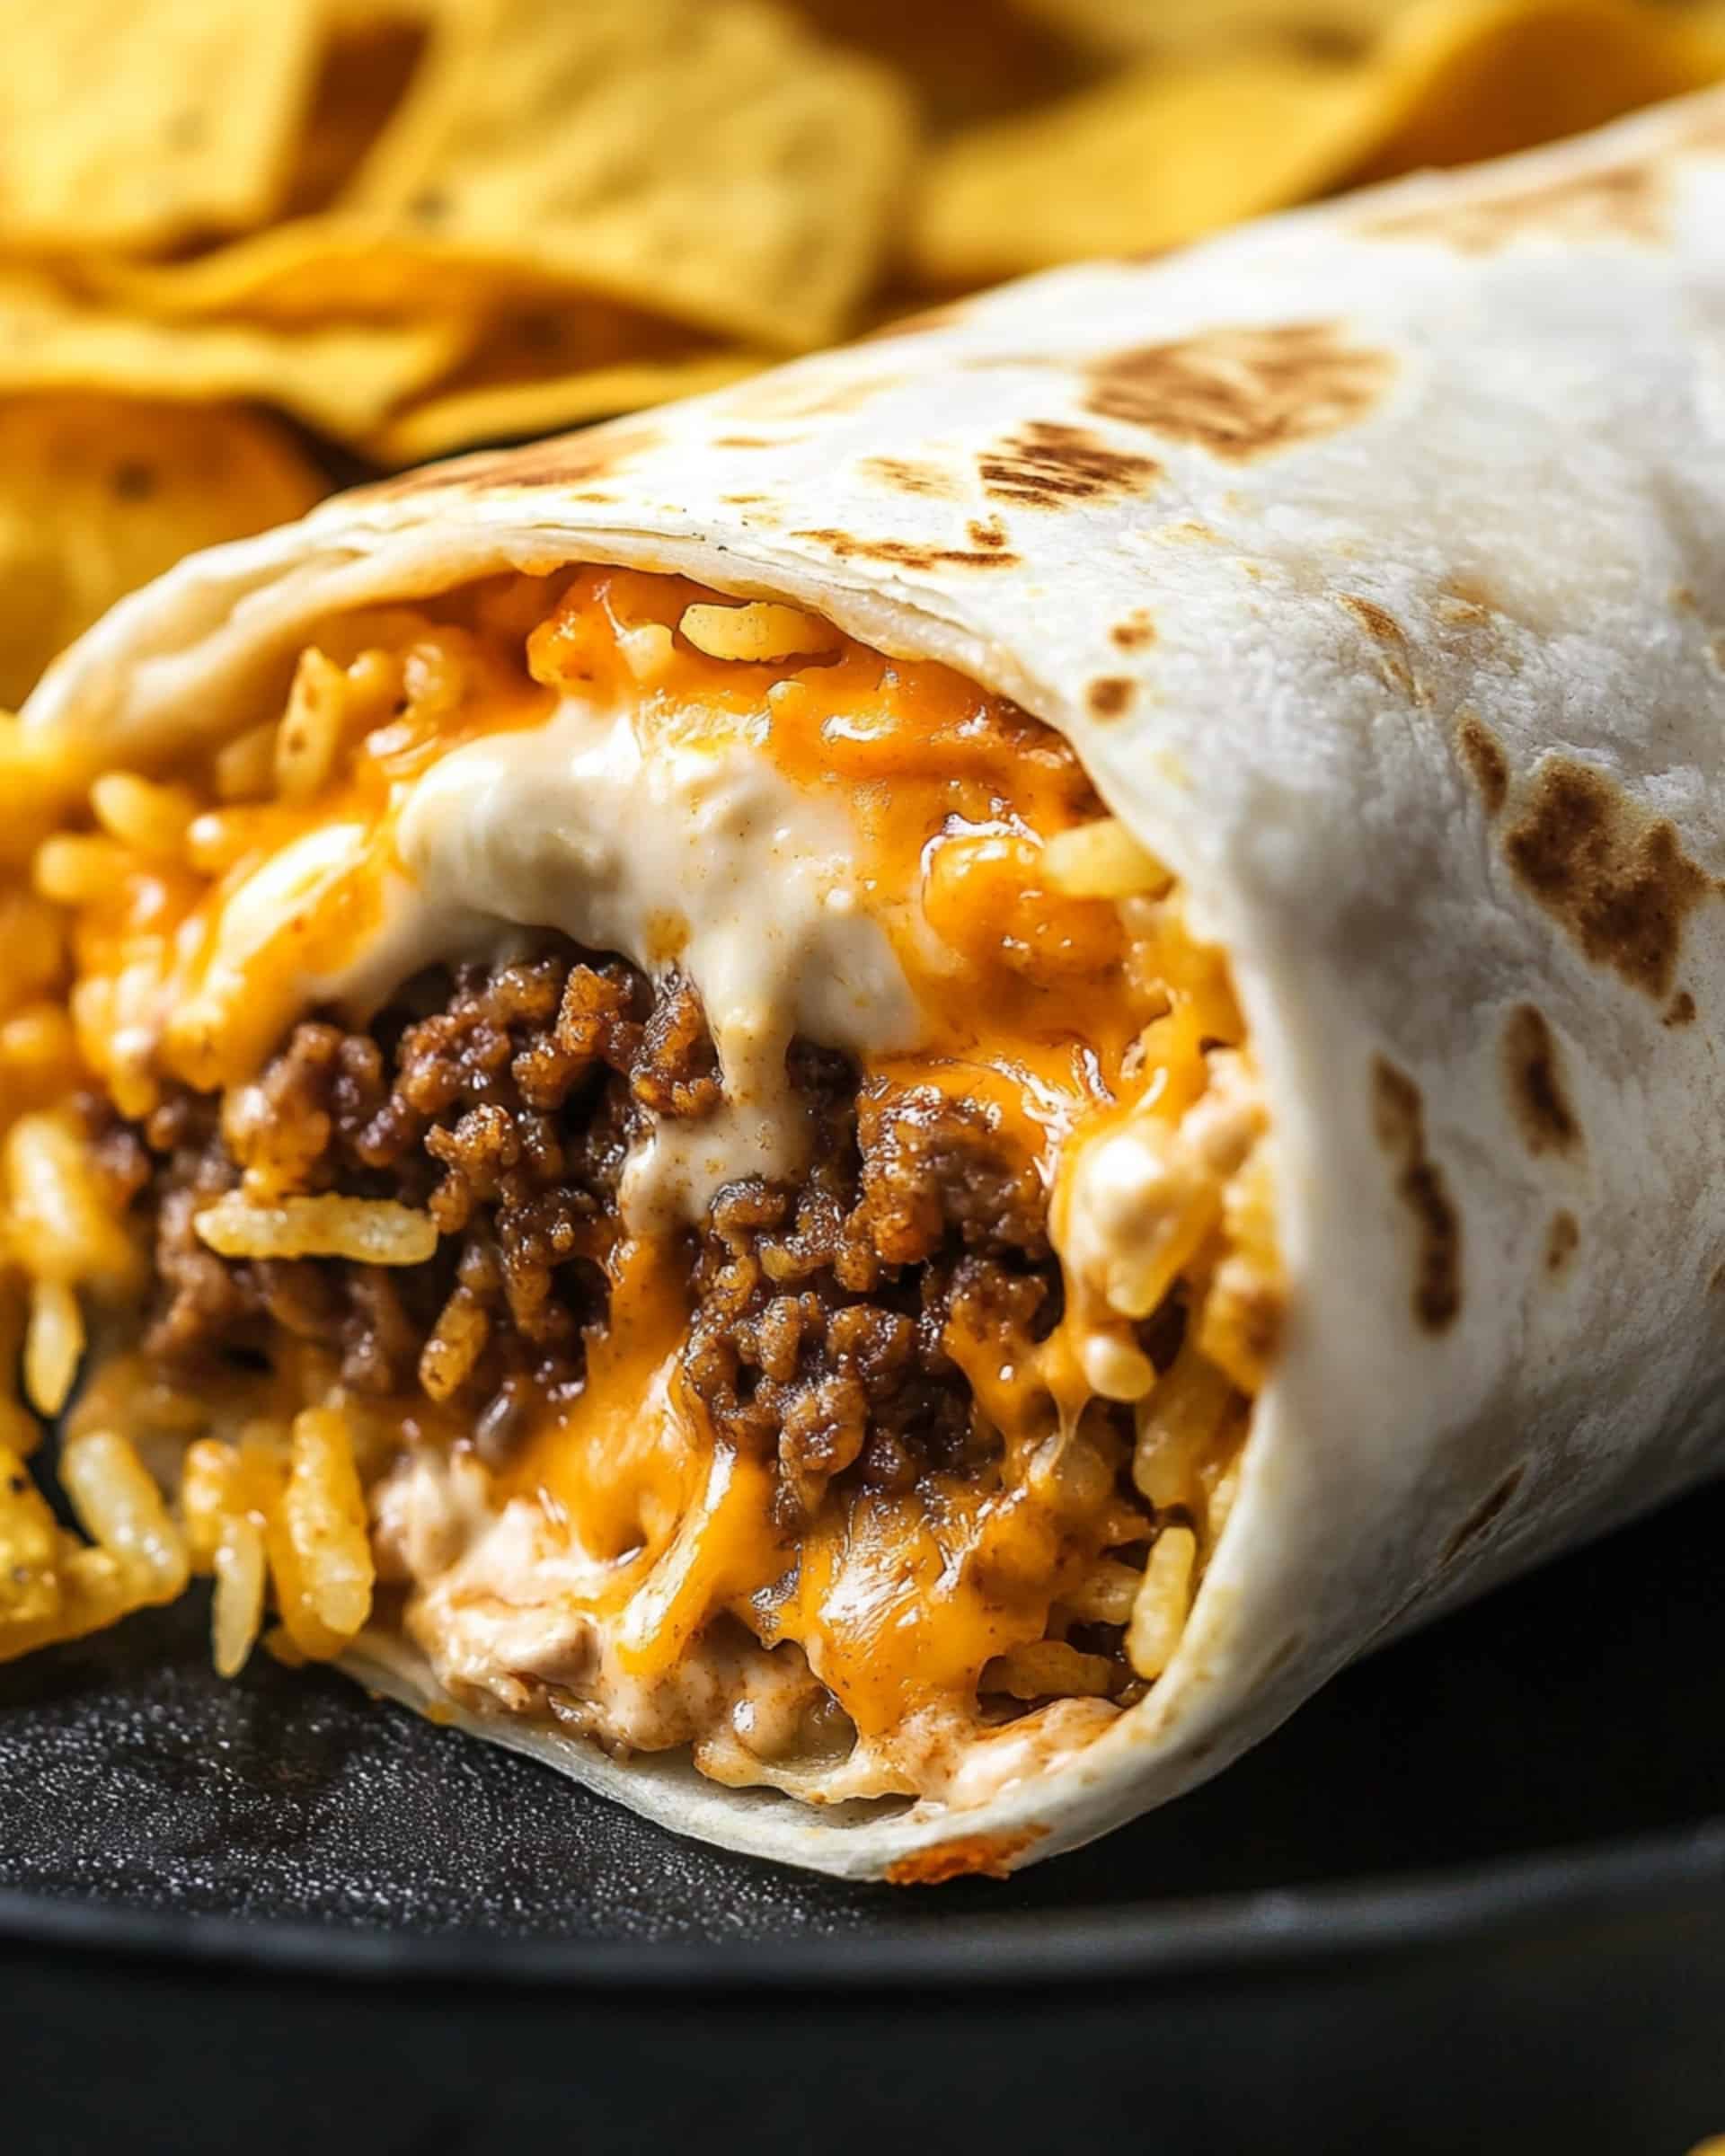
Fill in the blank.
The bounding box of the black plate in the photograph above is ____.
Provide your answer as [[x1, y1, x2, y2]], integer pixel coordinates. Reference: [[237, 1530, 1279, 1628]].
[[10, 1481, 1725, 2154]]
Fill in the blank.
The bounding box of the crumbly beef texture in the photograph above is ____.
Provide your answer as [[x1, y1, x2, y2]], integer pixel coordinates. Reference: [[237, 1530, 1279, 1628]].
[[91, 951, 697, 1418], [686, 1046, 1063, 1524], [98, 945, 1080, 1523]]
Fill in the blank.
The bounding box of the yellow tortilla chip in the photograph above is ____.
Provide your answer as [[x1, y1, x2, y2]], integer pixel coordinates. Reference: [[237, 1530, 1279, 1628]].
[[0, 278, 469, 444], [87, 228, 558, 327], [372, 349, 765, 465], [0, 398, 323, 709], [279, 6, 436, 218], [370, 295, 769, 460], [102, 0, 915, 353], [913, 0, 1725, 281], [793, 0, 1094, 128], [0, 0, 323, 252], [1355, 0, 1725, 177], [910, 49, 1378, 279], [345, 0, 917, 349], [1007, 0, 1426, 56]]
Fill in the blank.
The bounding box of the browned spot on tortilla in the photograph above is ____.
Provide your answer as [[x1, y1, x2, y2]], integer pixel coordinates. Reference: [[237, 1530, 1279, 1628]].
[[1544, 1210, 1579, 1277], [978, 420, 1160, 508], [1673, 584, 1698, 613], [1684, 110, 1725, 155], [886, 1828, 1046, 1886], [858, 302, 971, 342], [967, 516, 1010, 551], [1111, 610, 1156, 650], [1085, 323, 1393, 464], [1263, 1630, 1306, 1679], [1712, 1259, 1725, 1295], [1455, 714, 1508, 817], [712, 434, 779, 450], [1435, 574, 1502, 631], [860, 455, 959, 499], [1709, 635, 1725, 675], [1665, 990, 1697, 1027], [1364, 163, 1665, 252], [721, 491, 771, 504], [1087, 676, 1134, 720], [1372, 1056, 1462, 1333], [1442, 1465, 1526, 1564], [367, 422, 663, 499], [723, 373, 902, 421], [793, 528, 1022, 571], [1502, 758, 1712, 1000], [1502, 1005, 1582, 1159], [1339, 595, 1417, 696]]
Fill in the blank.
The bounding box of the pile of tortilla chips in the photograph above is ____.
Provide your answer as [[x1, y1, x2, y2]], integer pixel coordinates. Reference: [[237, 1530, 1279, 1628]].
[[1, 0, 1721, 702]]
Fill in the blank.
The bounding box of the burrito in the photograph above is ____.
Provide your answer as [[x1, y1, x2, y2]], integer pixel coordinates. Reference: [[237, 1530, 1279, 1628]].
[[4, 89, 1724, 1882]]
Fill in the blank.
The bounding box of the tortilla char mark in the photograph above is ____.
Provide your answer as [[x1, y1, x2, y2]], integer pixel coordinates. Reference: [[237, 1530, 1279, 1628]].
[[1501, 757, 1712, 1001], [857, 302, 973, 343], [367, 422, 667, 502], [1338, 595, 1417, 698], [1685, 108, 1725, 156], [978, 420, 1161, 508], [1666, 990, 1697, 1028], [1455, 714, 1509, 817], [1363, 163, 1665, 252], [720, 372, 904, 422], [793, 527, 1023, 571], [886, 1827, 1047, 1885], [1371, 1056, 1462, 1334], [1086, 676, 1135, 720], [860, 456, 960, 499], [1111, 609, 1156, 651], [1084, 323, 1393, 464], [1442, 1464, 1526, 1564], [1436, 577, 1499, 630], [1545, 1211, 1579, 1277], [1501, 1004, 1582, 1159]]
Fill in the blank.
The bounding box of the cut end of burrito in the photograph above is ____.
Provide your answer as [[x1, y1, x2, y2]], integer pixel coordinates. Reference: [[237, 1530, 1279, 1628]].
[[0, 564, 1279, 1822]]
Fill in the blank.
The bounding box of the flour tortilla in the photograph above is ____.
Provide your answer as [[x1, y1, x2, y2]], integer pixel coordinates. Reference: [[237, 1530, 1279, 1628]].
[[24, 89, 1725, 1879]]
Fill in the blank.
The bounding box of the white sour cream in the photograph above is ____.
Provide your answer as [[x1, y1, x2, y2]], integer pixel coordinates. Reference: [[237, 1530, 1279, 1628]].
[[337, 694, 924, 1227]]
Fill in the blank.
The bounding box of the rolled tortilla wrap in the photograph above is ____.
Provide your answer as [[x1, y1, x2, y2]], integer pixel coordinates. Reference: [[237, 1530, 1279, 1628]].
[[7, 88, 1725, 1880]]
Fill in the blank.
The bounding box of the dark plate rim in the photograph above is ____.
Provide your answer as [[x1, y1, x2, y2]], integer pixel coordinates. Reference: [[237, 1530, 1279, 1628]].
[[4, 1816, 1722, 1993]]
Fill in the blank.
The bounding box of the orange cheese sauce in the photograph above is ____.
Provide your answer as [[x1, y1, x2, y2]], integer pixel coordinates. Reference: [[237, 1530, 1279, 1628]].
[[528, 569, 1143, 1083]]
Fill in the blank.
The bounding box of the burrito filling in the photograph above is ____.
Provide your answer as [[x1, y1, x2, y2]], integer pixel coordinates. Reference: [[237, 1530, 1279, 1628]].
[[1, 568, 1278, 1809]]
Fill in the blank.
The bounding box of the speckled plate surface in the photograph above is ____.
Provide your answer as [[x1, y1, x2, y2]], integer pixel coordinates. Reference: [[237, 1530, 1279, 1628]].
[[7, 1479, 1725, 2152]]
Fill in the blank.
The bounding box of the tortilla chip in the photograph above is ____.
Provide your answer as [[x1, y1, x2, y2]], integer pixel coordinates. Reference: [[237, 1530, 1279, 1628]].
[[910, 49, 1378, 279], [279, 6, 436, 219], [0, 0, 323, 252], [85, 227, 556, 327], [0, 278, 468, 444], [97, 0, 912, 352], [793, 0, 1096, 127], [371, 350, 765, 464], [370, 296, 767, 459], [1008, 0, 1424, 56], [342, 0, 916, 349], [1354, 0, 1725, 178], [0, 398, 323, 708], [913, 0, 1725, 280]]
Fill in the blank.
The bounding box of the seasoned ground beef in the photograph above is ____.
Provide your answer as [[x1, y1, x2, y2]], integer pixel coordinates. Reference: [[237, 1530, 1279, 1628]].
[[103, 943, 1081, 1518]]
